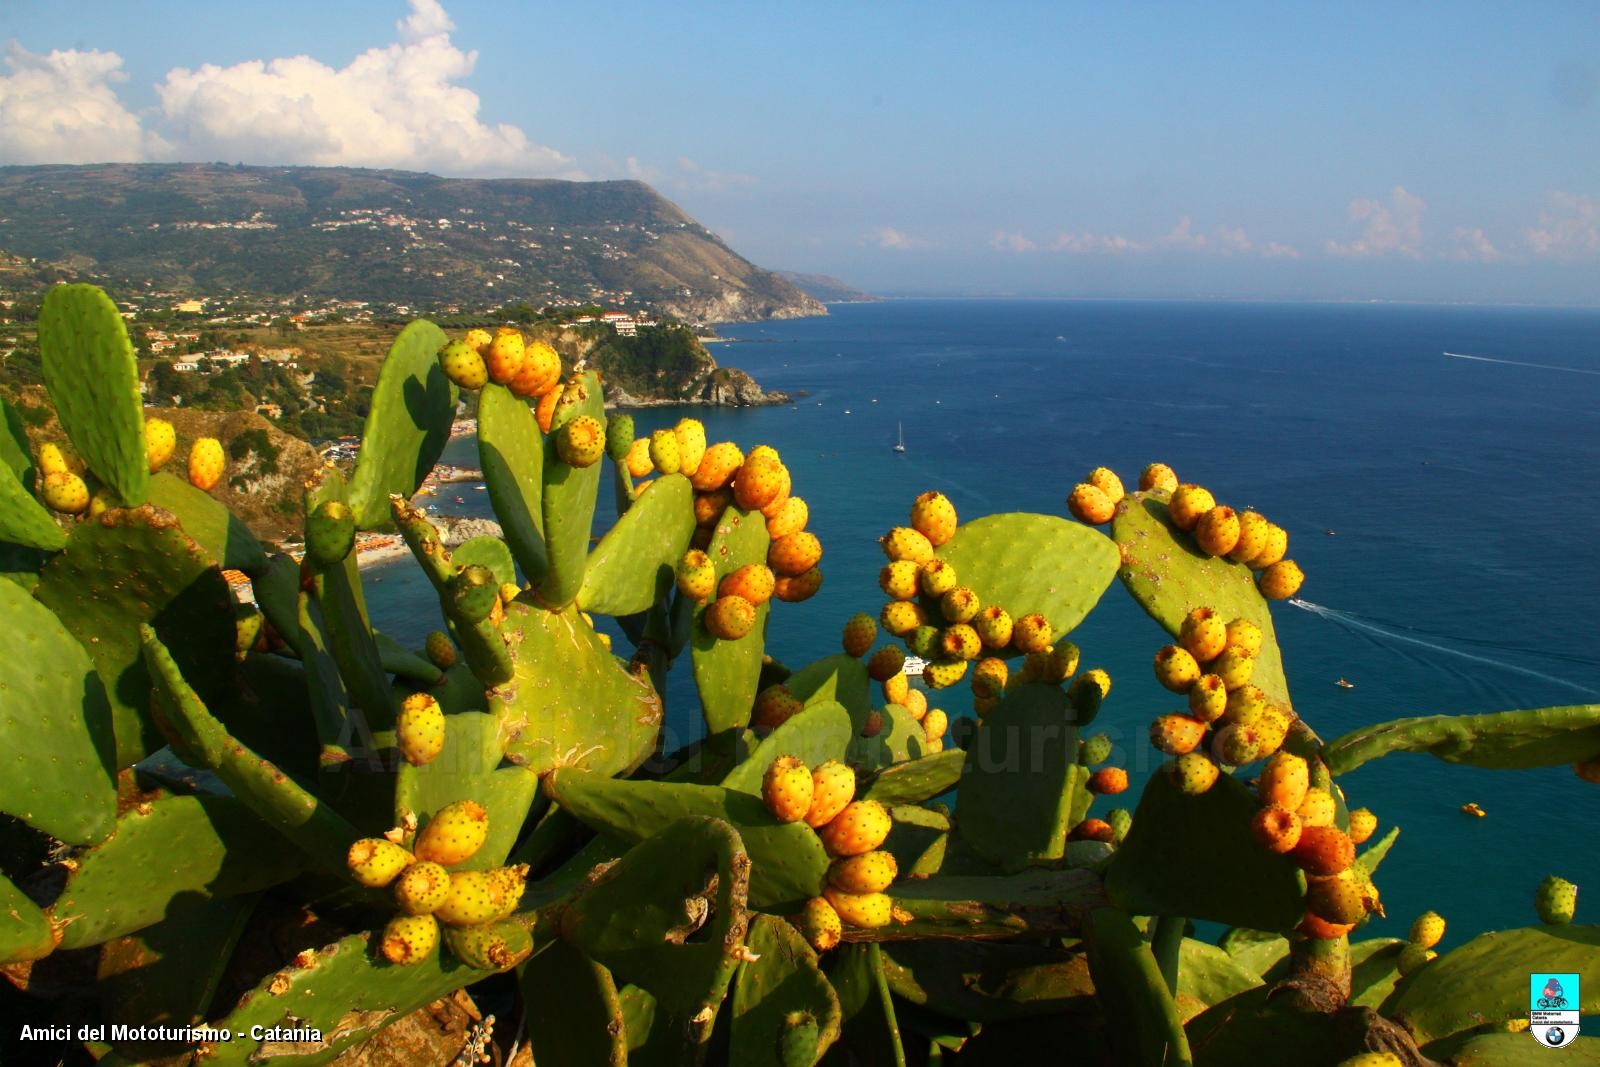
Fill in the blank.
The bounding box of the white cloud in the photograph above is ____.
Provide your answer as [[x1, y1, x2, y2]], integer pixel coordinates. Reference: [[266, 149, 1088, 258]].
[[1449, 226, 1503, 263], [1325, 185, 1426, 258], [154, 0, 576, 177], [996, 218, 1298, 258], [990, 230, 1037, 253], [1051, 231, 1143, 254], [1525, 192, 1600, 260], [626, 155, 755, 194], [864, 226, 930, 251], [0, 42, 170, 163]]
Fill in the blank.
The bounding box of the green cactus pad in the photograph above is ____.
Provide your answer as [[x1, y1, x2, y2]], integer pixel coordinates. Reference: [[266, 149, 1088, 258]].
[[453, 534, 518, 590], [827, 944, 905, 1067], [220, 654, 322, 782], [578, 473, 696, 616], [545, 768, 828, 912], [1173, 938, 1265, 1023], [720, 701, 854, 795], [882, 940, 1094, 1023], [317, 558, 392, 723], [0, 460, 66, 550], [783, 654, 871, 717], [873, 869, 1105, 941], [1112, 490, 1292, 705], [691, 504, 772, 736], [1381, 924, 1600, 1045], [1421, 1030, 1600, 1063], [954, 684, 1080, 871], [881, 804, 949, 877], [860, 749, 965, 806], [932, 512, 1120, 641], [1083, 907, 1192, 1067], [1217, 927, 1290, 978], [373, 630, 445, 686], [0, 577, 116, 843], [494, 602, 661, 778], [477, 382, 548, 583], [1324, 703, 1600, 775], [1181, 984, 1344, 1066], [1105, 769, 1306, 932], [1358, 826, 1400, 875], [847, 704, 930, 770], [730, 915, 842, 1066], [520, 938, 629, 1067], [396, 710, 538, 871], [345, 320, 455, 528], [145, 472, 266, 573], [37, 284, 149, 506], [559, 816, 751, 1065], [0, 869, 54, 964], [0, 395, 33, 487], [537, 371, 605, 607], [1348, 938, 1407, 1009], [53, 791, 302, 950], [35, 506, 236, 768]]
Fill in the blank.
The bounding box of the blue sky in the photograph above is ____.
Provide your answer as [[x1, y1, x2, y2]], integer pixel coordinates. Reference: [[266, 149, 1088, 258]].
[[1, 1, 1597, 303]]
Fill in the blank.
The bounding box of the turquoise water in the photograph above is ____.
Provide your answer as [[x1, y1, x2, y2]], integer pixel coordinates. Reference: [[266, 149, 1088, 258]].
[[364, 298, 1600, 950]]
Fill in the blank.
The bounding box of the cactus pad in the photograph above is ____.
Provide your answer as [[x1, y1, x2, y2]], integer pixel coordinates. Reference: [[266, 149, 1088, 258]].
[[0, 577, 116, 843], [1324, 703, 1600, 775], [520, 939, 629, 1066], [0, 395, 32, 486], [0, 869, 54, 964], [730, 915, 842, 1065], [538, 371, 605, 607], [783, 654, 871, 718], [881, 940, 1095, 1023], [860, 749, 965, 807], [396, 710, 538, 871], [878, 868, 1106, 941], [346, 319, 455, 527], [145, 472, 265, 574], [1083, 907, 1192, 1067], [37, 284, 148, 506], [477, 382, 548, 583], [691, 504, 772, 736], [578, 473, 696, 616], [0, 460, 65, 550], [720, 701, 853, 795], [453, 535, 518, 590], [1173, 938, 1265, 1022]]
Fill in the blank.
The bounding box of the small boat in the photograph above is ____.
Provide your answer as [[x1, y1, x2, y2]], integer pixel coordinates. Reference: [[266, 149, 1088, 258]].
[[1336, 678, 1355, 689], [1460, 802, 1486, 818], [893, 422, 907, 453], [902, 655, 926, 676]]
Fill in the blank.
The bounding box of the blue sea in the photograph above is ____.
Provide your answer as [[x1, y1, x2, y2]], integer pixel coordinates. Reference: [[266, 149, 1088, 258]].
[[364, 298, 1600, 949]]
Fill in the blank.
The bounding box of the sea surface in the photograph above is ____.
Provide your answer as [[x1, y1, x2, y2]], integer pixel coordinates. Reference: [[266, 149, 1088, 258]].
[[363, 298, 1600, 949]]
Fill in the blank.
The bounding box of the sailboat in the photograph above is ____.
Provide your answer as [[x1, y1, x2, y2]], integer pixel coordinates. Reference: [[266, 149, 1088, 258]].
[[893, 422, 906, 453]]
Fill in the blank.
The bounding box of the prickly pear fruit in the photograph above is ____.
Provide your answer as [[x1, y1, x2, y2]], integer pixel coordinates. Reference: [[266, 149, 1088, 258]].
[[940, 623, 981, 661], [396, 692, 447, 766], [918, 558, 958, 598], [1087, 466, 1125, 503], [676, 549, 716, 603], [187, 437, 224, 492], [1089, 767, 1128, 795], [1107, 807, 1133, 844], [820, 801, 892, 857], [424, 630, 455, 670], [882, 671, 909, 706], [1258, 751, 1310, 811], [1140, 462, 1179, 493], [759, 465, 792, 518], [753, 684, 804, 731], [1188, 675, 1228, 723], [1150, 713, 1206, 756], [485, 330, 526, 385], [693, 489, 732, 527], [1536, 875, 1578, 924], [1250, 524, 1289, 568], [305, 499, 356, 566], [500, 582, 522, 606], [866, 645, 905, 682], [766, 496, 809, 540], [624, 436, 653, 477], [1167, 483, 1215, 532], [433, 869, 506, 926], [907, 624, 941, 659], [1194, 505, 1241, 557], [1071, 818, 1116, 842], [1067, 483, 1115, 525], [972, 656, 1009, 699], [880, 526, 934, 564], [439, 339, 488, 390], [1396, 943, 1435, 976], [37, 441, 69, 476], [880, 600, 926, 638], [1297, 787, 1336, 828], [1221, 617, 1262, 657], [393, 861, 452, 915], [923, 657, 968, 689], [1251, 805, 1303, 854], [970, 605, 1013, 649], [41, 471, 89, 514], [381, 913, 440, 965], [556, 414, 606, 468], [692, 441, 744, 491], [1073, 668, 1112, 701], [829, 851, 898, 894], [1347, 807, 1378, 845], [1228, 510, 1271, 563], [923, 708, 948, 743], [842, 613, 877, 657], [805, 761, 856, 829], [734, 456, 785, 511], [939, 587, 980, 624], [1222, 685, 1269, 728], [1081, 733, 1113, 766], [1211, 645, 1255, 691], [879, 559, 920, 600], [449, 564, 499, 624], [640, 428, 678, 475], [413, 800, 489, 867], [823, 887, 892, 929], [1290, 825, 1355, 876], [672, 418, 707, 476], [1409, 911, 1445, 949], [487, 864, 529, 921], [1170, 751, 1220, 794], [798, 896, 842, 951], [720, 563, 775, 606], [1573, 756, 1600, 784], [910, 490, 958, 546], [603, 413, 635, 465], [444, 919, 534, 970], [901, 688, 928, 721], [769, 531, 823, 577], [704, 594, 757, 640], [463, 328, 492, 353], [144, 416, 176, 472], [347, 838, 415, 888], [763, 756, 815, 822], [1012, 613, 1053, 654], [1209, 722, 1260, 765], [1306, 873, 1367, 925], [1178, 607, 1226, 663], [1258, 559, 1304, 600], [1153, 645, 1202, 693]]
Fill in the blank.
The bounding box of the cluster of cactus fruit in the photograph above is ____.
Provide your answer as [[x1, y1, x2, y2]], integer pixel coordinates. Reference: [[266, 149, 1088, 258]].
[[35, 419, 226, 517], [1, 283, 1597, 1067]]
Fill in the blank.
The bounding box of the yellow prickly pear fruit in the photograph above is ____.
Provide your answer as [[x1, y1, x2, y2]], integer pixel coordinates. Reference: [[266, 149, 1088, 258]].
[[1087, 466, 1125, 504], [675, 549, 716, 602], [1040, 641, 1080, 683], [1258, 751, 1310, 811], [901, 688, 928, 721], [393, 861, 452, 915], [880, 526, 934, 564], [556, 415, 606, 468], [1409, 910, 1445, 949], [878, 559, 920, 600], [1140, 463, 1178, 492], [972, 656, 1009, 699], [1167, 483, 1215, 532], [798, 896, 842, 951], [1071, 668, 1112, 702], [413, 800, 489, 867], [673, 418, 707, 477], [940, 586, 980, 624], [918, 558, 958, 598], [973, 606, 1013, 649], [1223, 618, 1264, 657], [1258, 560, 1305, 600], [396, 692, 447, 766], [820, 801, 891, 858], [1306, 871, 1368, 926], [1297, 787, 1337, 828], [1179, 607, 1228, 663], [648, 429, 681, 475], [1249, 524, 1289, 568], [1153, 645, 1202, 693], [763, 756, 815, 822], [829, 851, 898, 894], [144, 416, 176, 472], [433, 869, 507, 926], [1347, 807, 1378, 845], [1195, 505, 1241, 557], [824, 887, 893, 929], [41, 471, 89, 514], [766, 495, 809, 540], [187, 437, 224, 492], [381, 913, 440, 965], [880, 600, 926, 638], [1211, 644, 1256, 691], [909, 490, 958, 546], [1067, 483, 1115, 525], [1188, 675, 1228, 723], [347, 838, 414, 888], [804, 760, 856, 829], [882, 671, 910, 706], [37, 441, 69, 476], [440, 339, 488, 390], [1228, 510, 1271, 563], [464, 327, 493, 353], [625, 436, 654, 478], [485, 329, 526, 385], [923, 708, 948, 743], [485, 865, 530, 922]]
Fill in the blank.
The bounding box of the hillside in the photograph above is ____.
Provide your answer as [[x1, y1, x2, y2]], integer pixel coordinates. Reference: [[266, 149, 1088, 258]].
[[0, 164, 824, 323], [777, 271, 877, 303]]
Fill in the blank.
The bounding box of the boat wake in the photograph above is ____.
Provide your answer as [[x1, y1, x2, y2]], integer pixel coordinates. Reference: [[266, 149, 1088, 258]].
[[1442, 352, 1600, 377], [1287, 598, 1600, 696]]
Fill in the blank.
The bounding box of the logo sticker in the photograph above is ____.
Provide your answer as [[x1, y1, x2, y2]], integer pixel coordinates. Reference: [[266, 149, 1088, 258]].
[[1529, 972, 1580, 1048]]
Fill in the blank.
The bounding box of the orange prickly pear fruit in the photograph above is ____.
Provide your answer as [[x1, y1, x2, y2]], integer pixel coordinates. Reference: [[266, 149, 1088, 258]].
[[752, 684, 804, 731], [824, 887, 892, 929], [1249, 523, 1289, 568], [1297, 787, 1337, 828], [805, 760, 856, 829], [734, 456, 785, 510], [1291, 825, 1355, 877], [1258, 560, 1304, 600], [769, 531, 822, 576], [1167, 483, 1215, 531], [397, 692, 447, 766], [1179, 607, 1228, 663], [799, 896, 843, 950], [704, 595, 757, 640], [1153, 645, 1202, 693], [1575, 756, 1600, 784], [433, 869, 507, 926], [188, 437, 225, 491], [1188, 674, 1228, 722], [1300, 912, 1356, 941], [381, 913, 440, 965], [673, 418, 707, 477], [1088, 767, 1129, 795], [842, 613, 877, 657], [509, 340, 561, 397], [1140, 463, 1178, 493], [1067, 482, 1115, 525], [774, 567, 823, 602], [1258, 751, 1310, 811], [973, 606, 1013, 649], [940, 623, 981, 661], [829, 851, 898, 894], [719, 563, 775, 606], [624, 436, 653, 477], [1012, 613, 1053, 654], [485, 329, 526, 384], [1070, 818, 1116, 842], [759, 464, 793, 517], [413, 800, 489, 867], [694, 488, 733, 527], [1306, 873, 1367, 926], [762, 756, 815, 822], [425, 631, 456, 670], [918, 558, 958, 598], [1087, 466, 1125, 503], [866, 645, 905, 682], [766, 496, 809, 540], [880, 526, 934, 564], [940, 586, 980, 623], [533, 385, 562, 434], [909, 490, 958, 546], [1195, 505, 1241, 557], [676, 549, 716, 602], [1150, 713, 1206, 756], [692, 441, 744, 491], [1251, 805, 1303, 853], [1228, 510, 1271, 563], [144, 416, 176, 472], [1224, 617, 1264, 657], [1347, 807, 1378, 845], [347, 838, 415, 887], [393, 861, 452, 915]]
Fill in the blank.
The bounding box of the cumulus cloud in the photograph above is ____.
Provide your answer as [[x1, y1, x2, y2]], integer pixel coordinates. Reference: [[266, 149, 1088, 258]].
[[864, 226, 931, 251], [625, 156, 755, 194], [1325, 186, 1426, 258], [990, 218, 1297, 258], [0, 42, 170, 163], [1525, 192, 1600, 259], [154, 0, 576, 177], [1448, 226, 1503, 263], [990, 230, 1037, 253]]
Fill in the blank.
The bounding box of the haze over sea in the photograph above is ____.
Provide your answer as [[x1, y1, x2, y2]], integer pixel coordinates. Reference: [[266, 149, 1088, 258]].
[[365, 298, 1600, 949]]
